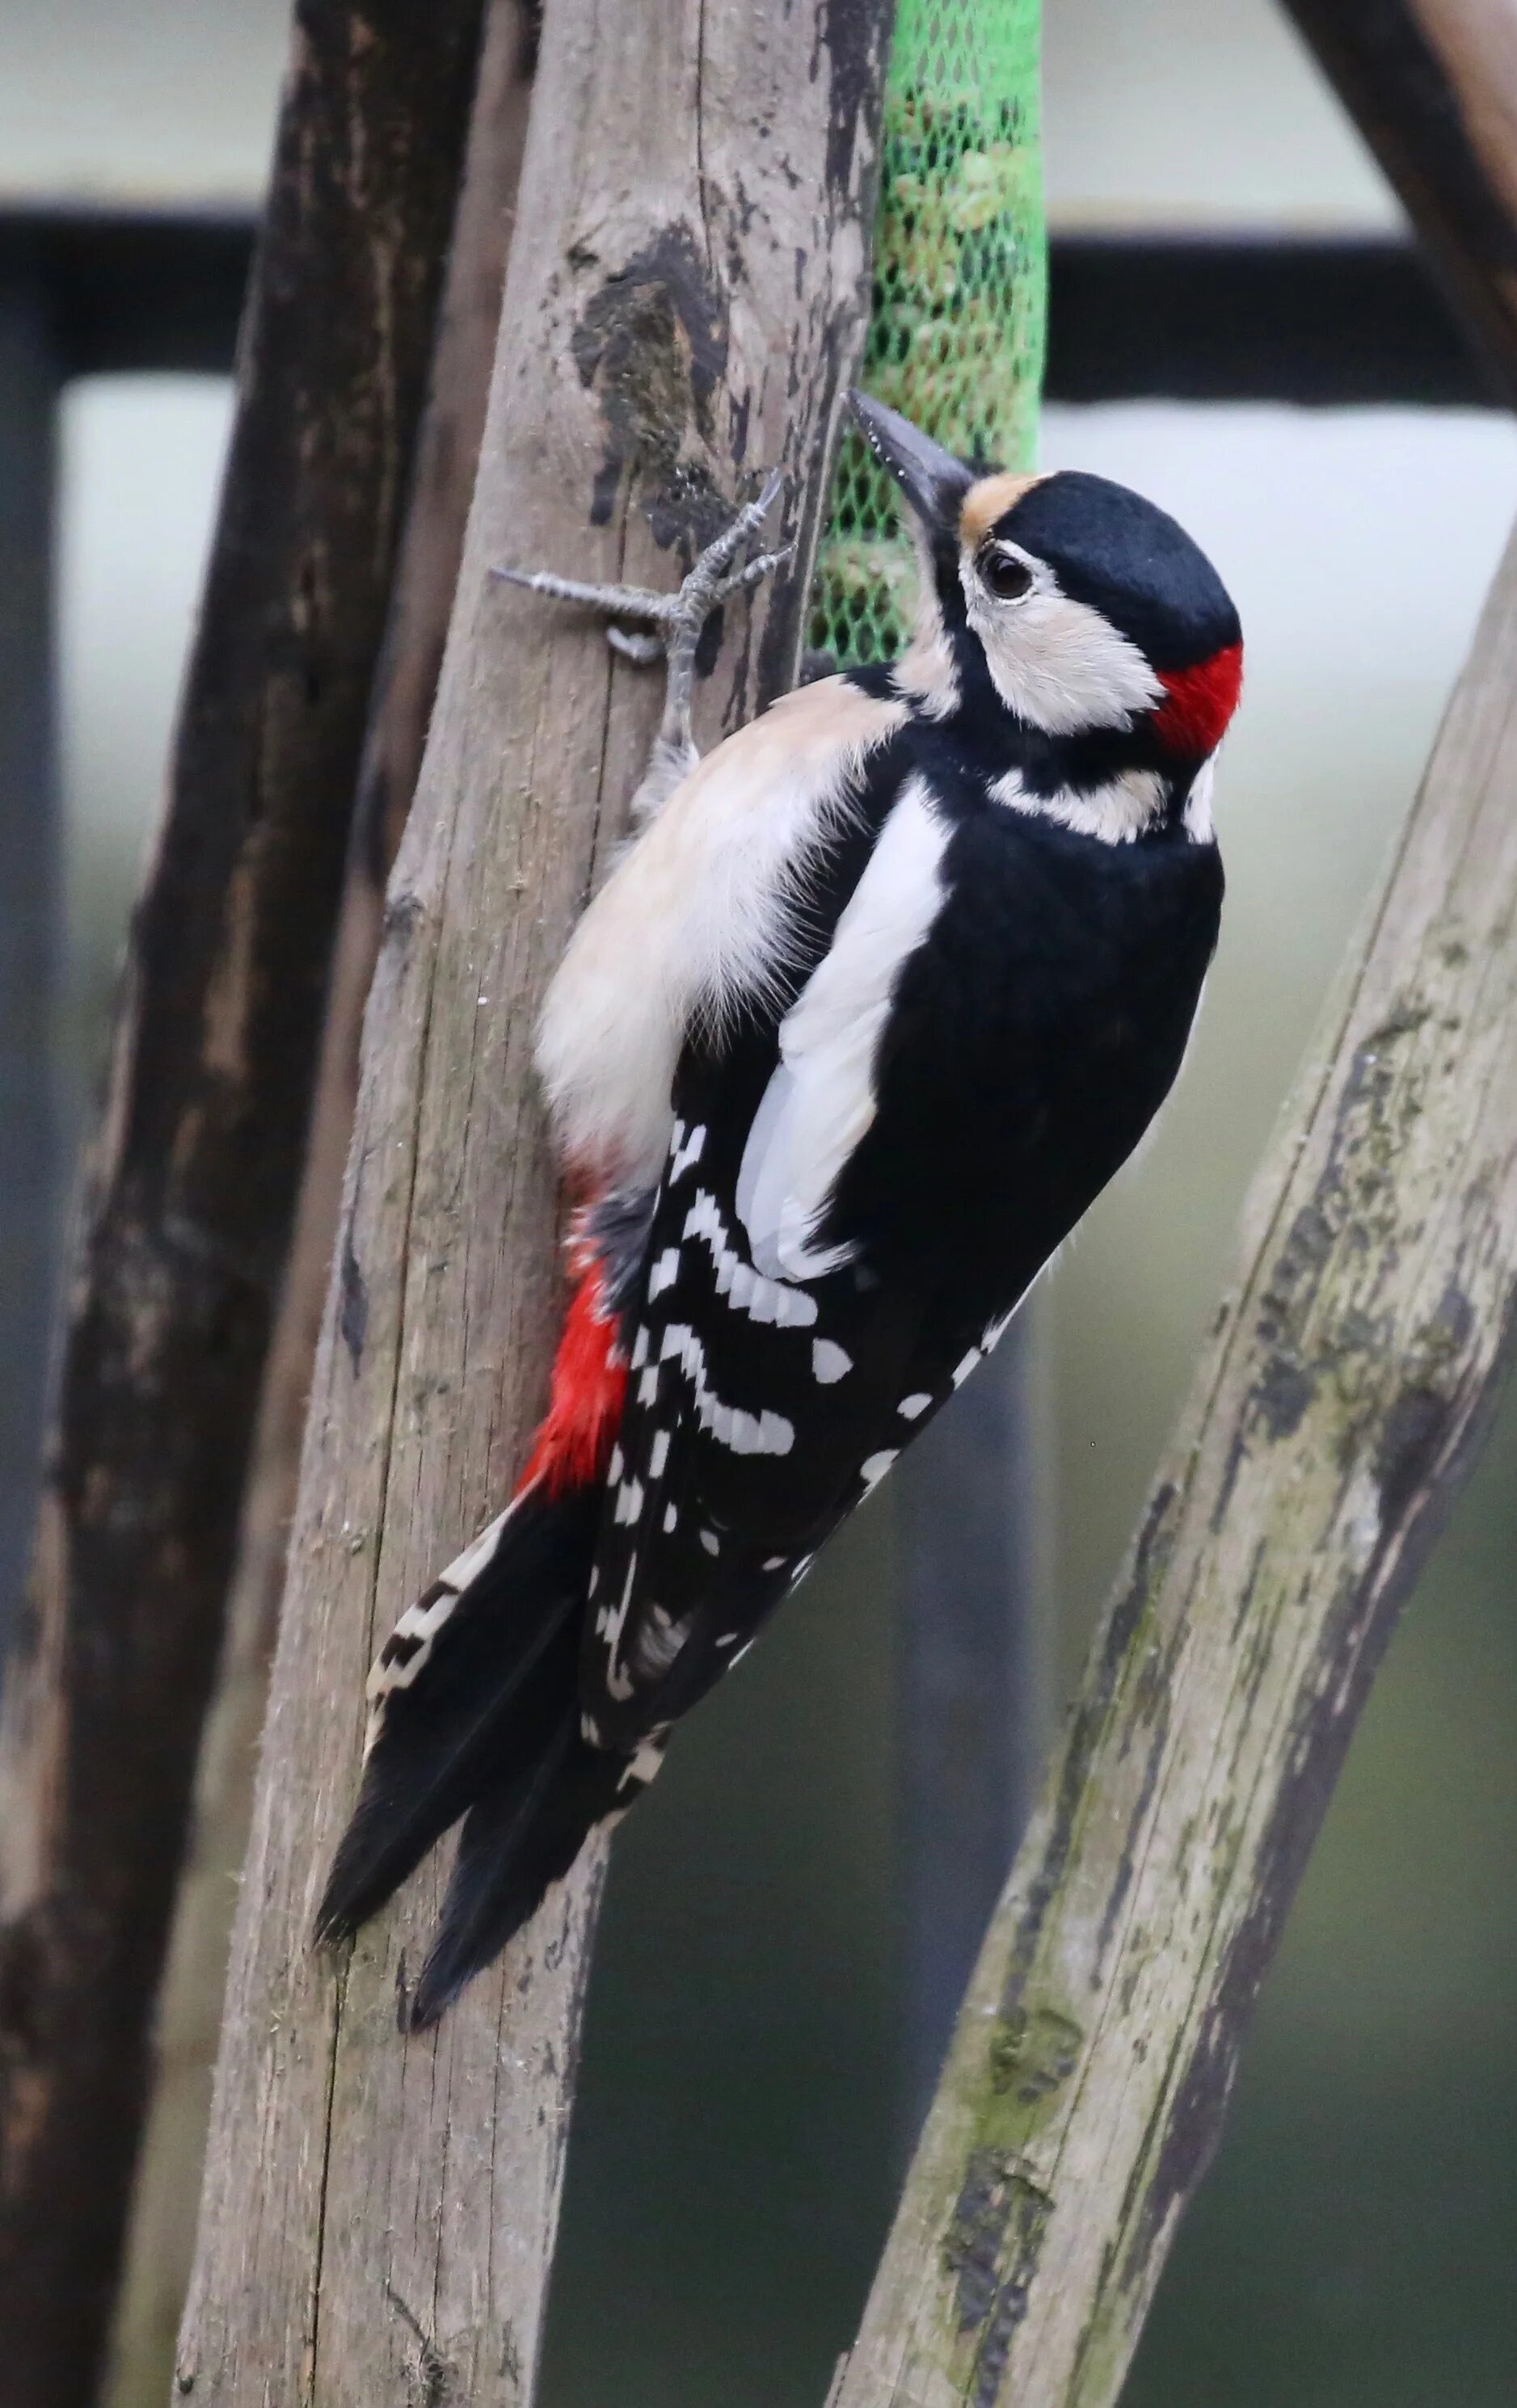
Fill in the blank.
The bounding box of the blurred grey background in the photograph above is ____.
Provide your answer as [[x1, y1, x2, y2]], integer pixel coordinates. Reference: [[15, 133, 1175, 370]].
[[3, 2, 1513, 2405]]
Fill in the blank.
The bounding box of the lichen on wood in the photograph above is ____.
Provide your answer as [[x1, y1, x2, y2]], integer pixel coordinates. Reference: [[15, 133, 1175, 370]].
[[833, 517, 1517, 2407]]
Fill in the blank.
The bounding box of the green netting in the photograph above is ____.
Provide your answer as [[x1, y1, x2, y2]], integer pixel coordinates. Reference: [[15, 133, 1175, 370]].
[[810, 0, 1046, 667]]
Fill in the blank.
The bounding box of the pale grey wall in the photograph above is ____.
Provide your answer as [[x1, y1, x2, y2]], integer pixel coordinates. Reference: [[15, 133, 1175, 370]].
[[1043, 0, 1396, 226], [58, 377, 232, 1063], [0, 0, 285, 203]]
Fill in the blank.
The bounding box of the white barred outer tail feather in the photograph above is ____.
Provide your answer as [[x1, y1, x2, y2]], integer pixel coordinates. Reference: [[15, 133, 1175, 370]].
[[364, 1492, 531, 1755]]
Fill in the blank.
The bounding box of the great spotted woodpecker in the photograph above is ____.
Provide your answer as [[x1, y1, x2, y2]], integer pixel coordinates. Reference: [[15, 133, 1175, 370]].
[[319, 393, 1242, 2027]]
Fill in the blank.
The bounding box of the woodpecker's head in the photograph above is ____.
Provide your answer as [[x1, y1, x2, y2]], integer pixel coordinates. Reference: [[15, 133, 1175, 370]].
[[847, 391, 1242, 768]]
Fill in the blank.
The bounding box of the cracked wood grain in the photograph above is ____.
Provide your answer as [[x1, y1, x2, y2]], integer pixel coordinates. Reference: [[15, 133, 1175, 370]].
[[0, 11, 486, 2406], [103, 12, 539, 2404], [175, 4, 892, 2402], [831, 516, 1517, 2407]]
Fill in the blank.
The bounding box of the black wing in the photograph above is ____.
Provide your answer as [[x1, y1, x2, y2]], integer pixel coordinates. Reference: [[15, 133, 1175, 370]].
[[579, 764, 1224, 1758]]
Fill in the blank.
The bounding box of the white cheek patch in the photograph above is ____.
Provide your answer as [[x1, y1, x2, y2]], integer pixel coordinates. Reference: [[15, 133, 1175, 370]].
[[963, 554, 1161, 736]]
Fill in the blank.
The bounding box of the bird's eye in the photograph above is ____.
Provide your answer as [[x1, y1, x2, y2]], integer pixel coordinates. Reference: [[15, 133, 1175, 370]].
[[978, 545, 1034, 602]]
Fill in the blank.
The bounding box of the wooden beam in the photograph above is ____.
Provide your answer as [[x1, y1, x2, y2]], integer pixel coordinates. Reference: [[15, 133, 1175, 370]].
[[0, 282, 58, 1681], [0, 8, 487, 2403], [0, 204, 252, 377], [101, 11, 539, 2400], [175, 4, 893, 2401], [1283, 0, 1517, 403], [0, 213, 1491, 409], [832, 509, 1517, 2405], [1045, 234, 1492, 406]]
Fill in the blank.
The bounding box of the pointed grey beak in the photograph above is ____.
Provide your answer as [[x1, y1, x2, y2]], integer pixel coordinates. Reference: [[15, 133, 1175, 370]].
[[845, 389, 970, 528]]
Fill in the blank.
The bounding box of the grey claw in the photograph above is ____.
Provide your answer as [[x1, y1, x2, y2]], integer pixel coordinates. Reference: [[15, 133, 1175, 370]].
[[607, 626, 664, 663], [715, 543, 794, 601], [491, 479, 790, 825], [677, 469, 789, 596]]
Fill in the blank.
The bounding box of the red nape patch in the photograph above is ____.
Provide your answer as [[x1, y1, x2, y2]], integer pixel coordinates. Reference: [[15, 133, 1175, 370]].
[[1152, 640, 1243, 758], [517, 1251, 627, 1498]]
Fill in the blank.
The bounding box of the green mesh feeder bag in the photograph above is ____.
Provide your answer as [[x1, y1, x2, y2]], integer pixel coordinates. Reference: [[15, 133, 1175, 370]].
[[811, 0, 1046, 669]]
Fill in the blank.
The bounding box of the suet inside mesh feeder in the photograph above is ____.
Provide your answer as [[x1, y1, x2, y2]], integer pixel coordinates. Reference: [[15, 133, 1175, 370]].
[[811, 0, 1047, 666]]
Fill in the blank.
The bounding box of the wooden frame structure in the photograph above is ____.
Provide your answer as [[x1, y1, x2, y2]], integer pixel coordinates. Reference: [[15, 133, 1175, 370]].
[[2, 3, 1517, 2404]]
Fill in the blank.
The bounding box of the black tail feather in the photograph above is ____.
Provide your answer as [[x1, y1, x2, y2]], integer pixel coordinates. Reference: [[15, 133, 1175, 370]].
[[317, 1482, 598, 1946], [407, 1718, 627, 2029]]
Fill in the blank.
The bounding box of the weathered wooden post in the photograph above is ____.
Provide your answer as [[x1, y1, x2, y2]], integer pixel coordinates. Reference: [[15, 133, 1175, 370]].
[[829, 510, 1517, 2408], [176, 6, 893, 2398], [0, 279, 58, 1681], [820, 13, 1517, 2400], [1283, 0, 1517, 405], [105, 13, 539, 2399], [0, 11, 487, 2404]]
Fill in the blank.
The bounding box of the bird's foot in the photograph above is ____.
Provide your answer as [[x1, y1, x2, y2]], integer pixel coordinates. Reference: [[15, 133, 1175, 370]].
[[493, 469, 789, 815]]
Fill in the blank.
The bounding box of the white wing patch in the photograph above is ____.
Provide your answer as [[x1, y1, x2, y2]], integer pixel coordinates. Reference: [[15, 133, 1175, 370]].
[[537, 678, 908, 1189], [735, 776, 950, 1281]]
